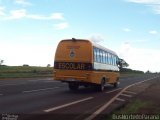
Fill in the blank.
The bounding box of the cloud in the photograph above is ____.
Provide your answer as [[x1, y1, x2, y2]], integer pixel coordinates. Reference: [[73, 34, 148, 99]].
[[9, 9, 26, 19], [54, 22, 69, 30], [26, 13, 64, 20], [127, 0, 160, 4], [50, 13, 64, 20], [88, 34, 104, 43], [118, 42, 160, 72], [0, 9, 65, 20], [25, 14, 47, 20], [149, 30, 158, 34], [0, 6, 5, 16], [15, 0, 32, 6], [123, 28, 131, 32], [153, 5, 160, 14], [127, 0, 160, 14], [0, 8, 68, 30]]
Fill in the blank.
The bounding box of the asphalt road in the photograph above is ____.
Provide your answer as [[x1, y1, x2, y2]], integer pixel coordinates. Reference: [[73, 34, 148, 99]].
[[0, 74, 159, 120]]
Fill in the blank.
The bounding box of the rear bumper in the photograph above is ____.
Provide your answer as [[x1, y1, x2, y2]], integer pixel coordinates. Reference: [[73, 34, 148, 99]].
[[53, 70, 91, 83]]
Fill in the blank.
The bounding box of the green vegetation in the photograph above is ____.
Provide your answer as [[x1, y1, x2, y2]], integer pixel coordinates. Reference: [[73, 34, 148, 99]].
[[120, 68, 144, 77], [118, 58, 144, 77], [105, 99, 153, 120], [0, 65, 53, 78], [0, 65, 145, 79], [114, 99, 152, 114], [120, 68, 144, 74]]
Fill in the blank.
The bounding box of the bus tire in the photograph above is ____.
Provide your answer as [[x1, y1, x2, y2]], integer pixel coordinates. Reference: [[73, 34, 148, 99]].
[[97, 79, 105, 92], [113, 82, 118, 88], [68, 82, 79, 91], [113, 78, 119, 88]]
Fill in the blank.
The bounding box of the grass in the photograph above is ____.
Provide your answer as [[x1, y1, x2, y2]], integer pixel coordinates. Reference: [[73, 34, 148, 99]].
[[105, 99, 154, 120], [120, 72, 145, 77], [0, 65, 145, 78], [0, 66, 53, 78], [0, 66, 52, 73], [114, 99, 152, 114]]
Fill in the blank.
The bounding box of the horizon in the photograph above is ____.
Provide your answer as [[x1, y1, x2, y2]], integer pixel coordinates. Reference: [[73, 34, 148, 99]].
[[0, 64, 154, 73]]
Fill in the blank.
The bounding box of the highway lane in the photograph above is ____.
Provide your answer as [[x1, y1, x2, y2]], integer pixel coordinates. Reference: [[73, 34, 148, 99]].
[[0, 74, 156, 96], [0, 78, 63, 96], [0, 74, 159, 120]]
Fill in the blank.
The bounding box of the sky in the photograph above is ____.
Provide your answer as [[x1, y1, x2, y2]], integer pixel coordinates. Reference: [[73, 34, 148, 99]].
[[0, 0, 160, 72]]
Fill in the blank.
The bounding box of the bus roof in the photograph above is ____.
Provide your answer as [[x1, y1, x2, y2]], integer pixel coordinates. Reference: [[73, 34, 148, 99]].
[[92, 42, 117, 56], [60, 38, 118, 56]]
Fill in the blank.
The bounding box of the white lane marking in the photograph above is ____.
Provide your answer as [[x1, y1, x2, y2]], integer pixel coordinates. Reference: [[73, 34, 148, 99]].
[[28, 80, 40, 82], [120, 93, 132, 97], [84, 76, 160, 120], [105, 88, 122, 94], [115, 98, 125, 102], [44, 97, 94, 113], [0, 83, 27, 86], [28, 80, 58, 83], [22, 87, 60, 93], [28, 78, 53, 81], [123, 90, 136, 94], [0, 94, 3, 96], [43, 81, 57, 83]]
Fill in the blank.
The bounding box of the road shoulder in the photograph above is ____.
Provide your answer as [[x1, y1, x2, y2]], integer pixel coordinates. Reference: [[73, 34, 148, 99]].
[[105, 77, 160, 120]]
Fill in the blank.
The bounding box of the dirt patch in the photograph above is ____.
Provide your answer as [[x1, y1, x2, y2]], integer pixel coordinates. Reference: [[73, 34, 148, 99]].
[[134, 79, 160, 114], [116, 78, 160, 114]]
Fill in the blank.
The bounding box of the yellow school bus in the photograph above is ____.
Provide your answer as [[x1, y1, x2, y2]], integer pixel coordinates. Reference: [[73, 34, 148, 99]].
[[54, 38, 120, 91]]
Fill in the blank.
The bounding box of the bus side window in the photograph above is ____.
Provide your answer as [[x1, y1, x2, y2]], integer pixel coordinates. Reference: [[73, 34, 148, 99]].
[[116, 56, 119, 66], [106, 52, 108, 64], [105, 52, 107, 64], [97, 49, 100, 63], [112, 55, 114, 65], [114, 56, 116, 66], [113, 55, 115, 65], [94, 47, 97, 62], [100, 49, 102, 63], [114, 56, 117, 66], [109, 53, 112, 65], [102, 50, 104, 63], [103, 51, 105, 64], [101, 50, 103, 63], [111, 55, 113, 65], [113, 56, 115, 66], [108, 53, 110, 65]]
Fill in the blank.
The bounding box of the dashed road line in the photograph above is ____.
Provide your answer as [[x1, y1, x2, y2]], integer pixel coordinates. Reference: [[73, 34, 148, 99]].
[[115, 98, 125, 102], [22, 87, 60, 93], [105, 88, 122, 94], [123, 90, 136, 94], [120, 93, 132, 97], [44, 97, 94, 113], [43, 81, 57, 83], [27, 78, 54, 82], [28, 80, 40, 82], [84, 76, 160, 120], [0, 83, 27, 87]]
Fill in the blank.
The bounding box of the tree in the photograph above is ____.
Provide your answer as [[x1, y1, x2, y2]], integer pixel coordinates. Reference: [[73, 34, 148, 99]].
[[0, 59, 4, 66], [146, 70, 151, 74], [47, 64, 51, 67], [118, 58, 129, 69], [23, 64, 29, 67]]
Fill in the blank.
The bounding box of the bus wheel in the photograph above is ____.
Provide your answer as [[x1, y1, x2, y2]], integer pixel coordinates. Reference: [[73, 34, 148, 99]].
[[113, 82, 118, 88], [68, 83, 79, 91], [113, 78, 119, 88], [97, 79, 105, 92]]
